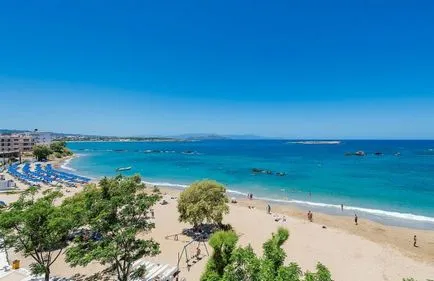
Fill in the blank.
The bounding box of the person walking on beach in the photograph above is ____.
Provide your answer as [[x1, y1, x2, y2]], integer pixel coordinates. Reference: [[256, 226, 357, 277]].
[[354, 214, 358, 225], [341, 204, 344, 211], [413, 235, 417, 247], [308, 211, 313, 222], [267, 204, 271, 214]]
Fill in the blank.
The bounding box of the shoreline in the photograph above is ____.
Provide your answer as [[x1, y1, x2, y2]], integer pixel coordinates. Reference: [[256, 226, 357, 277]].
[[61, 158, 434, 263], [63, 140, 434, 230], [73, 165, 434, 230], [74, 164, 434, 230], [64, 156, 434, 230], [153, 185, 434, 265], [2, 157, 433, 280]]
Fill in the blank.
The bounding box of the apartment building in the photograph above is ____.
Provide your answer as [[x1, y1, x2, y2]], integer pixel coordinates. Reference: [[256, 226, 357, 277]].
[[0, 134, 34, 155]]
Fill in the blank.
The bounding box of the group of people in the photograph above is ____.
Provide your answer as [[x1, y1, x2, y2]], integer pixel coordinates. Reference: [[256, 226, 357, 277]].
[[306, 210, 359, 226], [264, 200, 419, 249], [340, 204, 358, 225]]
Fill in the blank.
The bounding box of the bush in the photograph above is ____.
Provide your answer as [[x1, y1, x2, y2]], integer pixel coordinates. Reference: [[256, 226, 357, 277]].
[[152, 186, 161, 193]]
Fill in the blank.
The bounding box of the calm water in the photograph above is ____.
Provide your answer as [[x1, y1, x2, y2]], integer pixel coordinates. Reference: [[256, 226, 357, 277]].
[[66, 140, 434, 229]]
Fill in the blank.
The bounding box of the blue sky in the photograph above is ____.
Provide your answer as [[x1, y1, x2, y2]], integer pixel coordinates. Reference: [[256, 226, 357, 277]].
[[1, 1, 433, 138]]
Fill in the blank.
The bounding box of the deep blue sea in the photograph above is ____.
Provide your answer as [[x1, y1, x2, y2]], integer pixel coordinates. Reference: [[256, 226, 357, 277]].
[[66, 140, 434, 229]]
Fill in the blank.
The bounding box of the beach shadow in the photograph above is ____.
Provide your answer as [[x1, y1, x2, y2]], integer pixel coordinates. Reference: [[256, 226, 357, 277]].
[[182, 223, 233, 241], [164, 232, 191, 243], [70, 268, 112, 281]]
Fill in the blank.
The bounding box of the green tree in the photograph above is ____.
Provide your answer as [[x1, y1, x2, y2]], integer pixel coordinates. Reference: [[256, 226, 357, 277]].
[[261, 227, 290, 277], [304, 263, 333, 281], [200, 228, 333, 281], [0, 189, 76, 281], [201, 231, 238, 280], [33, 145, 52, 161], [221, 246, 261, 281], [49, 141, 66, 153], [276, 263, 303, 281], [49, 141, 73, 157], [65, 175, 161, 281], [178, 180, 229, 228]]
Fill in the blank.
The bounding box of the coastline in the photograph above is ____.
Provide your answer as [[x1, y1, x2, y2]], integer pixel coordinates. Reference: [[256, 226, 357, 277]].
[[151, 185, 434, 264], [63, 140, 434, 230], [3, 157, 433, 281], [78, 171, 434, 230], [102, 178, 434, 230], [61, 158, 434, 263]]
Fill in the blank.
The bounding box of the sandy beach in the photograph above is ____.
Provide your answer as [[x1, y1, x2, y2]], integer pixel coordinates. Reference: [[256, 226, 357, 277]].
[[149, 187, 434, 281], [3, 180, 433, 281], [2, 155, 433, 280]]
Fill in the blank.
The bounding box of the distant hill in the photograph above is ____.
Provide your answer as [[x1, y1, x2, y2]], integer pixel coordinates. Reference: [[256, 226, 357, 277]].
[[2, 129, 269, 141], [173, 134, 228, 140], [171, 133, 269, 140]]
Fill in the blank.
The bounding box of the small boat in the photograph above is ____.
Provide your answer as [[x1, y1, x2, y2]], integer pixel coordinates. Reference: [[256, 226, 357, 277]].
[[116, 167, 132, 172]]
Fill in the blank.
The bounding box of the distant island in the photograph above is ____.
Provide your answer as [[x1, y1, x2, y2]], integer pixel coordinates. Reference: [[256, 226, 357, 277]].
[[287, 140, 341, 145], [172, 133, 269, 140]]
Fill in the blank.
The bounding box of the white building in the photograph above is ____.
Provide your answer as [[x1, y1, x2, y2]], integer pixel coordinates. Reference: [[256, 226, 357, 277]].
[[30, 132, 53, 145]]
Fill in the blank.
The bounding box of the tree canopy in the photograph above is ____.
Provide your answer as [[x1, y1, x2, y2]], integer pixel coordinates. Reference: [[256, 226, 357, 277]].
[[32, 141, 72, 161], [64, 175, 161, 281], [49, 141, 67, 153], [201, 227, 333, 281], [177, 180, 229, 227], [50, 141, 73, 158], [33, 145, 52, 161], [0, 188, 76, 281]]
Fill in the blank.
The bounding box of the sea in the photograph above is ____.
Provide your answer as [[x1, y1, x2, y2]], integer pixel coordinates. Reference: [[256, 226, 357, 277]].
[[65, 140, 434, 230]]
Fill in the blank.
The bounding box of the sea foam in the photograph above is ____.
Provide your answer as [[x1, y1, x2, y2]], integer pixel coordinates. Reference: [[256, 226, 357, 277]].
[[60, 158, 77, 171], [253, 197, 434, 223], [140, 180, 434, 223]]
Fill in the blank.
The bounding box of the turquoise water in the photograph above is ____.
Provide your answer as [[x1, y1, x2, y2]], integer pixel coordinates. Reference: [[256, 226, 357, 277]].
[[66, 140, 434, 229]]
